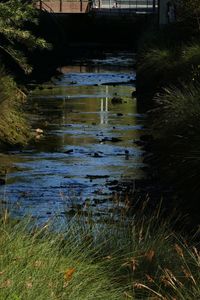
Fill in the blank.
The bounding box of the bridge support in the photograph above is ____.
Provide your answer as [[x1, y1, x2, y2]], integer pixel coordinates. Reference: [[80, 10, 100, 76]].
[[159, 0, 176, 25], [153, 0, 156, 13], [159, 0, 168, 25]]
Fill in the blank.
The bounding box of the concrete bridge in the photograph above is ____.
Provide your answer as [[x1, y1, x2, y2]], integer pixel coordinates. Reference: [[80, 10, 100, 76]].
[[38, 0, 158, 15], [36, 0, 173, 48], [37, 0, 174, 25]]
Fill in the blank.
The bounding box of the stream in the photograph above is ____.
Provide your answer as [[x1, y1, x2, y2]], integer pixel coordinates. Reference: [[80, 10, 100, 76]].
[[0, 51, 145, 222]]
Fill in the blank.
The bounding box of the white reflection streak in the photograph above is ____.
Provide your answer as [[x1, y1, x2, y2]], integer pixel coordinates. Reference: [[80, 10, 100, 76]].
[[100, 99, 104, 124], [100, 86, 109, 124], [62, 97, 66, 146]]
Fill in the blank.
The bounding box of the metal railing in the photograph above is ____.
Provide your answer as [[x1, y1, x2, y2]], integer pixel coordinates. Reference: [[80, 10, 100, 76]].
[[37, 0, 90, 13], [38, 0, 54, 12], [91, 0, 158, 13]]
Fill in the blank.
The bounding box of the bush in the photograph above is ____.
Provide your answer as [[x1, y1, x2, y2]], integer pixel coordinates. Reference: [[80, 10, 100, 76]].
[[137, 47, 181, 94], [148, 83, 200, 212], [182, 43, 200, 81], [151, 83, 200, 137], [0, 68, 30, 147], [137, 19, 200, 102], [136, 9, 200, 229]]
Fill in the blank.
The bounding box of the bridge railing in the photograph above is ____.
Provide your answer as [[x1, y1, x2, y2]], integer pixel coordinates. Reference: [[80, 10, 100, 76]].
[[37, 0, 90, 13], [37, 1, 54, 12], [91, 0, 158, 13]]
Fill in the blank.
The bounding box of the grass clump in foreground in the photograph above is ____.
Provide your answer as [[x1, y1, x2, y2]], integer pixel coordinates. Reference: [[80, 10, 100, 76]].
[[0, 206, 199, 300]]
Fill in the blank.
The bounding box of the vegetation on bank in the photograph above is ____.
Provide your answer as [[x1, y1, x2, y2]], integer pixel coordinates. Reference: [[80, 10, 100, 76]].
[[0, 0, 49, 147], [0, 208, 199, 300], [136, 0, 200, 218], [0, 69, 30, 147]]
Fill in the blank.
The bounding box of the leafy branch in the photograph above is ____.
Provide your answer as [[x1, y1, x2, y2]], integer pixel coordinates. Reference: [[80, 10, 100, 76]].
[[0, 0, 51, 74]]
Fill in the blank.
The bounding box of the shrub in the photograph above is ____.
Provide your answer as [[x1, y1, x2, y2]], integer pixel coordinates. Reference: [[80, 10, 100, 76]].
[[137, 46, 182, 100], [182, 43, 200, 81], [148, 83, 200, 211], [0, 68, 30, 147]]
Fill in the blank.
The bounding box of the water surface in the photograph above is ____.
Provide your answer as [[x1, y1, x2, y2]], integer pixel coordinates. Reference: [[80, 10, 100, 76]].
[[0, 52, 145, 221]]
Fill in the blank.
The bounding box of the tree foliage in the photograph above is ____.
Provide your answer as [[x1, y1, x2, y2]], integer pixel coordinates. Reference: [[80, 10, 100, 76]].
[[176, 0, 200, 31], [0, 0, 50, 74]]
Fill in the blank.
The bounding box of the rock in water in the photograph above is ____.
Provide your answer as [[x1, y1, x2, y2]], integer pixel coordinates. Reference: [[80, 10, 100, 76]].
[[111, 137, 122, 142], [64, 149, 73, 154], [111, 97, 123, 104], [132, 90, 137, 98], [0, 178, 6, 185], [35, 128, 43, 134]]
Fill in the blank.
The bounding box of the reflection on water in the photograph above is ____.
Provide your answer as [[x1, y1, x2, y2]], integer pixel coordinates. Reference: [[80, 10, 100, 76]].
[[0, 52, 145, 221]]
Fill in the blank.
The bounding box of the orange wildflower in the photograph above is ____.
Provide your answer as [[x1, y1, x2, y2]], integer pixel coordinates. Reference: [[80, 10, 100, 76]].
[[64, 267, 76, 281], [145, 274, 154, 283], [145, 250, 155, 262], [174, 244, 184, 258], [130, 258, 138, 272], [133, 282, 143, 289]]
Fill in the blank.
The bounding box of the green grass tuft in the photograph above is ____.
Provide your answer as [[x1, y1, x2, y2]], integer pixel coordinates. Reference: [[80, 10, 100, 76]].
[[0, 208, 199, 300]]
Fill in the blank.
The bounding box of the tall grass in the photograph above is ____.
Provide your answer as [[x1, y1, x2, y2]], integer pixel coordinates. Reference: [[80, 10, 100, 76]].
[[151, 83, 200, 137], [137, 42, 200, 91], [146, 82, 200, 218], [0, 217, 124, 300], [137, 47, 181, 97], [0, 205, 199, 300], [182, 43, 200, 66], [137, 28, 200, 100]]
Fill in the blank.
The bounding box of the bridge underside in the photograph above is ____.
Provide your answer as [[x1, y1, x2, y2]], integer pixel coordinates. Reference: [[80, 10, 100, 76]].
[[91, 8, 157, 16], [37, 0, 159, 49]]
